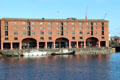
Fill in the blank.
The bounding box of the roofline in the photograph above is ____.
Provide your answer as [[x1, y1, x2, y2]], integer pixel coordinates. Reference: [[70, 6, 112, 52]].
[[0, 18, 109, 22]]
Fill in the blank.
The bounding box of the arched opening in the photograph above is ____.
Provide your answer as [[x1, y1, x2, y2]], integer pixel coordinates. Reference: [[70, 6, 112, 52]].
[[86, 37, 98, 47], [22, 38, 37, 49], [55, 38, 69, 48]]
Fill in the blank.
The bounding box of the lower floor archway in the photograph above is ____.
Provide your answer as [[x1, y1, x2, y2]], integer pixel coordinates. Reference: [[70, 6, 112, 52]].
[[22, 38, 37, 49], [55, 38, 69, 48], [86, 37, 99, 47]]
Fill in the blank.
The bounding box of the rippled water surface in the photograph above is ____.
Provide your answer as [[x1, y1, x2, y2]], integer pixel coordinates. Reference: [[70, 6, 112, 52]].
[[0, 53, 120, 80]]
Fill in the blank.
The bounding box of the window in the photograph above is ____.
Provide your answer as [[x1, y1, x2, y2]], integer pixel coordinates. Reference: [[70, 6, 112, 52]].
[[48, 32, 52, 35], [48, 27, 52, 29], [102, 37, 104, 39], [32, 27, 35, 29], [80, 27, 82, 29], [86, 27, 89, 29], [87, 32, 90, 34], [5, 31, 8, 36], [49, 37, 52, 40], [86, 22, 89, 25], [72, 32, 75, 34], [72, 37, 75, 40], [48, 22, 51, 25], [23, 26, 26, 30], [94, 22, 97, 25], [40, 22, 43, 25], [14, 21, 17, 24], [65, 32, 68, 35], [40, 37, 44, 40], [102, 22, 104, 35], [95, 26, 97, 30], [23, 32, 26, 35], [14, 27, 17, 30], [40, 27, 44, 29], [91, 31, 93, 35], [64, 22, 67, 25], [40, 31, 44, 35], [14, 37, 18, 40], [80, 37, 83, 39], [23, 22, 26, 24], [72, 27, 75, 30], [95, 32, 97, 34], [91, 22, 93, 35], [32, 22, 35, 25], [80, 31, 83, 34], [72, 22, 74, 25], [32, 32, 35, 35], [5, 26, 8, 31], [64, 27, 67, 29], [56, 22, 59, 25], [79, 22, 82, 25], [27, 22, 30, 25], [5, 22, 8, 26], [102, 31, 104, 35], [61, 22, 63, 35], [5, 37, 8, 40], [14, 32, 18, 35], [56, 27, 59, 30], [102, 30, 104, 35], [57, 32, 59, 35], [102, 22, 104, 26]]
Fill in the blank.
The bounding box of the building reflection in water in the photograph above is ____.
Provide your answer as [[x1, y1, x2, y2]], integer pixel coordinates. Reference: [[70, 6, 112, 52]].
[[83, 54, 88, 64], [53, 56, 57, 61], [98, 54, 102, 63], [45, 56, 49, 63], [68, 55, 73, 61]]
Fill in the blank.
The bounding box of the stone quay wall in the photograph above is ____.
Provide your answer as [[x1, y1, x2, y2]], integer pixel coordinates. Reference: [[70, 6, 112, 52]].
[[0, 47, 115, 57]]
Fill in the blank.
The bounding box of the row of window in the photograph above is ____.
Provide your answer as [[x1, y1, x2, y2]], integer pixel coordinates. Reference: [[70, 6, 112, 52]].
[[4, 36, 105, 41], [12, 26, 98, 30], [8, 21, 100, 26], [13, 31, 99, 35], [5, 37, 18, 40]]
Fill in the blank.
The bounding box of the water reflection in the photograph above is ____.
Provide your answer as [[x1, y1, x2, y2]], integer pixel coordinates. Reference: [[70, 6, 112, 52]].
[[0, 53, 120, 80]]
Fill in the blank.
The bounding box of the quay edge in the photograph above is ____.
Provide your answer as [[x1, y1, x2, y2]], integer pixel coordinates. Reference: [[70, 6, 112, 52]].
[[0, 48, 116, 57]]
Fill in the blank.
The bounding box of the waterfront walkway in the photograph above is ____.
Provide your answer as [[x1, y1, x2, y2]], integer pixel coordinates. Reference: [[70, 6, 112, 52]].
[[0, 47, 115, 57]]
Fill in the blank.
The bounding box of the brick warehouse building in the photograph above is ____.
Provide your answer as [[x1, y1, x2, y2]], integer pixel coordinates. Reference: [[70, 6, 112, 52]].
[[0, 18, 109, 50]]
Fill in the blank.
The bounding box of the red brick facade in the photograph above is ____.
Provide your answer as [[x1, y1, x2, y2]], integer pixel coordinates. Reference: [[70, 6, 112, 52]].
[[0, 18, 109, 50]]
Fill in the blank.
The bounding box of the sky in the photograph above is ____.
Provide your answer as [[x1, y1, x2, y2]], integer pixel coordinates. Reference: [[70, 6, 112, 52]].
[[0, 0, 120, 37]]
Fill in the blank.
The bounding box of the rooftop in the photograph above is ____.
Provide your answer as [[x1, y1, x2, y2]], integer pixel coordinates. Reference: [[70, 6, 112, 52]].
[[0, 18, 108, 22]]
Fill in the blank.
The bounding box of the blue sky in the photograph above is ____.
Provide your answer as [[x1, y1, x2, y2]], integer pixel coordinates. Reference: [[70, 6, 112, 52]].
[[0, 0, 120, 37]]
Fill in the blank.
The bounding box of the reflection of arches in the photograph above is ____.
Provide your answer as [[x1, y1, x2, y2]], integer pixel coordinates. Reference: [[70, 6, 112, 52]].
[[55, 38, 69, 48], [22, 38, 37, 49], [86, 37, 98, 47]]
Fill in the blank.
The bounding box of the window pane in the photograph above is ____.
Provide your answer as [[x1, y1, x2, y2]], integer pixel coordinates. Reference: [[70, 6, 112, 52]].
[[23, 32, 26, 35], [40, 22, 43, 25], [48, 27, 52, 29], [40, 27, 44, 29], [14, 32, 18, 35]]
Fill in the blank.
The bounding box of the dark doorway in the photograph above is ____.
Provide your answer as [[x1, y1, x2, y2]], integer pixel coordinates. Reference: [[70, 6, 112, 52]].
[[71, 42, 76, 48], [13, 43, 19, 49], [100, 41, 106, 47], [47, 42, 53, 49], [22, 38, 37, 49], [39, 42, 45, 48], [55, 38, 69, 48], [86, 37, 98, 47], [3, 43, 10, 49], [78, 42, 84, 48]]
